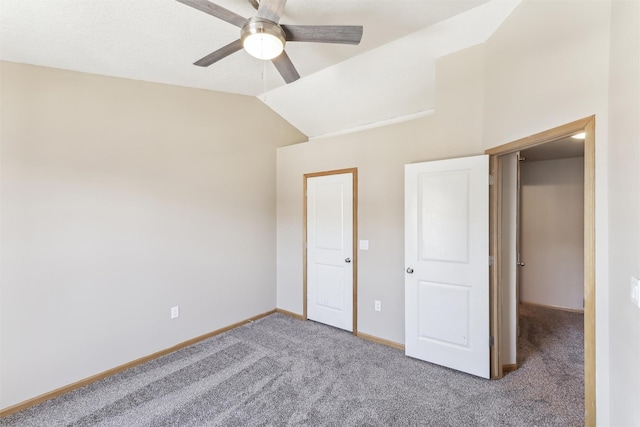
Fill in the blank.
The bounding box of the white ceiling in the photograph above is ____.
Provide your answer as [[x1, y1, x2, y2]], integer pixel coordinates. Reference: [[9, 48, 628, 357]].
[[0, 0, 521, 138], [521, 135, 586, 162]]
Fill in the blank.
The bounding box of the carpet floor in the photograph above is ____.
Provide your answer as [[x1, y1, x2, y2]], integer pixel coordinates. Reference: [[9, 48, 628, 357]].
[[1, 305, 584, 426]]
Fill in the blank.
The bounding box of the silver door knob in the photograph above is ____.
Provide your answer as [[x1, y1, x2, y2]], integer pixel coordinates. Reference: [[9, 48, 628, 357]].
[[406, 267, 414, 274], [345, 258, 351, 263], [517, 262, 525, 267]]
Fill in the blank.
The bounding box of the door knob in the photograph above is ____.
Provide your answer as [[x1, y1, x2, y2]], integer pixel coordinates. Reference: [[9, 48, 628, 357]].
[[345, 257, 351, 263], [517, 262, 525, 267], [406, 267, 414, 274]]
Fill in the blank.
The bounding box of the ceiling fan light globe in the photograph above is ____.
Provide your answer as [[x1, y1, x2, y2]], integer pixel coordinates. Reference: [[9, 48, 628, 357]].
[[241, 18, 286, 60], [243, 33, 283, 60]]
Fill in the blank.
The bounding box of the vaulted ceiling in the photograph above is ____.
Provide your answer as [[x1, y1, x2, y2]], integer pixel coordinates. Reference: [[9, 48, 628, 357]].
[[0, 0, 521, 138]]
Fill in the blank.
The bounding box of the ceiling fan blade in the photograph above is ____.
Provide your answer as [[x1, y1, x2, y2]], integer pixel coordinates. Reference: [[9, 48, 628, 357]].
[[194, 39, 243, 67], [175, 0, 247, 28], [271, 51, 300, 84], [256, 0, 287, 23], [282, 25, 363, 45]]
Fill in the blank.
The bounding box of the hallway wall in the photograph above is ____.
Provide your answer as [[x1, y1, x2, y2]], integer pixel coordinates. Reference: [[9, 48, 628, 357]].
[[520, 157, 585, 311]]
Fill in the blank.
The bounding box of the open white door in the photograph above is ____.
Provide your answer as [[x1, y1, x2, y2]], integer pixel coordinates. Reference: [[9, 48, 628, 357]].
[[307, 173, 353, 332], [500, 153, 519, 369], [405, 155, 489, 378]]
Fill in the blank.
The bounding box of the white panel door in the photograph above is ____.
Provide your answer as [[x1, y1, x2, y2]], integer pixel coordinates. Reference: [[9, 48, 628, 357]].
[[307, 173, 353, 331], [405, 155, 489, 378]]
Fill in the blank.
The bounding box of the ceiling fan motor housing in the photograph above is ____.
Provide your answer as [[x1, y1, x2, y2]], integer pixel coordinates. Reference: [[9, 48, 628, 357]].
[[241, 17, 286, 60]]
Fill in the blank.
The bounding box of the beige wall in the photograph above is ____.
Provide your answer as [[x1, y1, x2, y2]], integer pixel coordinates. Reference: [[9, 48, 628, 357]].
[[277, 0, 639, 424], [483, 0, 614, 423], [0, 61, 306, 409], [520, 157, 585, 310], [277, 45, 486, 344], [485, 1, 639, 423], [607, 0, 640, 424]]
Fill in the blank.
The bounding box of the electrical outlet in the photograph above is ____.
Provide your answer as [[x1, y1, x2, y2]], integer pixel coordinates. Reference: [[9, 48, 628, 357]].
[[171, 306, 180, 319], [374, 300, 381, 312], [631, 277, 640, 308]]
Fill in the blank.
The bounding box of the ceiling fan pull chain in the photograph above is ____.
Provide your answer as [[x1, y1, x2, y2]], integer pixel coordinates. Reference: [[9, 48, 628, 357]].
[[262, 60, 268, 102]]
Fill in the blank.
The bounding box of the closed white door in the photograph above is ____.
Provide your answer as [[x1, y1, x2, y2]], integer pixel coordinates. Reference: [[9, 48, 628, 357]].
[[306, 172, 354, 331], [405, 155, 490, 378]]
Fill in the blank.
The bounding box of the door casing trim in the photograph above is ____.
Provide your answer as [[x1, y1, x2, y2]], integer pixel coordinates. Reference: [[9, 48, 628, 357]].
[[485, 115, 595, 426]]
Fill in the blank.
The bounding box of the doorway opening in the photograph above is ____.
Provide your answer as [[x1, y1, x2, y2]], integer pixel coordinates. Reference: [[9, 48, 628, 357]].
[[518, 145, 586, 422], [486, 116, 595, 426], [518, 151, 585, 312], [303, 168, 358, 334]]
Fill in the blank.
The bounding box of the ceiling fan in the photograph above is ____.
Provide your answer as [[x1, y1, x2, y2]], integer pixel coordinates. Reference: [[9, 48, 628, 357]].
[[175, 0, 363, 83]]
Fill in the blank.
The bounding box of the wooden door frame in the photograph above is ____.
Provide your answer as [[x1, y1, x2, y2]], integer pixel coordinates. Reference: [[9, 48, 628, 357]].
[[303, 168, 358, 334], [485, 116, 596, 426]]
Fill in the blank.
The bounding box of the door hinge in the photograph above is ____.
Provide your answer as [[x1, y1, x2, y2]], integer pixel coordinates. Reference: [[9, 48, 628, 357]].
[[489, 174, 494, 186], [489, 255, 494, 266], [489, 336, 494, 347]]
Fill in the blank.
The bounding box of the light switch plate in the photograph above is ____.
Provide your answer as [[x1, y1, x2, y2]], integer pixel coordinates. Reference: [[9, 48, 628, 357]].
[[631, 277, 640, 308], [359, 240, 369, 250]]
